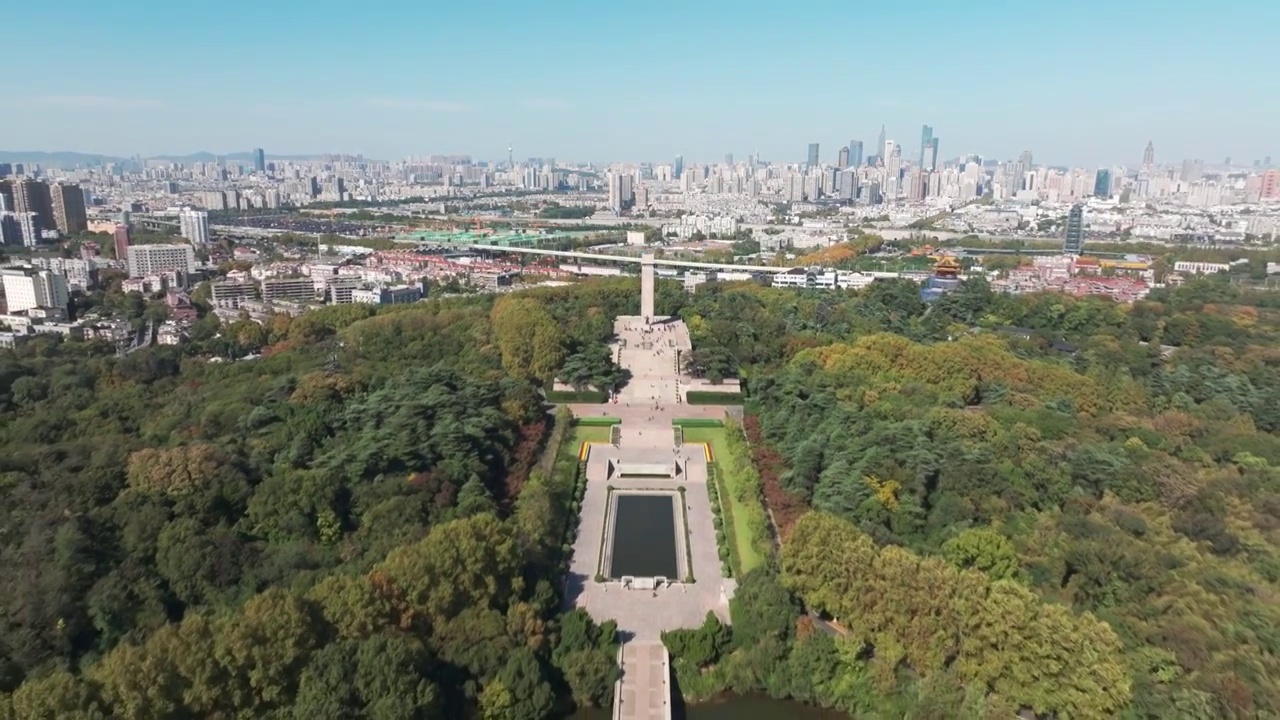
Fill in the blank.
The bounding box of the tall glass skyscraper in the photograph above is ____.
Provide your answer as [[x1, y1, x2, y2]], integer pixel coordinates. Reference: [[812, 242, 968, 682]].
[[1093, 169, 1112, 198], [919, 125, 933, 167], [807, 143, 820, 167], [673, 155, 683, 179], [253, 148, 266, 173], [923, 138, 939, 171], [849, 140, 864, 168]]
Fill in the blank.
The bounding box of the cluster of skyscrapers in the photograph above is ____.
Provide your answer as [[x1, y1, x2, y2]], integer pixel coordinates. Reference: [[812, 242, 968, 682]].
[[805, 125, 937, 172]]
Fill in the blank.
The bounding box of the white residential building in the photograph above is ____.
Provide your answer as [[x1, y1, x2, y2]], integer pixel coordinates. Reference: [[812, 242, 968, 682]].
[[127, 243, 197, 278], [1, 267, 70, 313], [179, 208, 211, 245]]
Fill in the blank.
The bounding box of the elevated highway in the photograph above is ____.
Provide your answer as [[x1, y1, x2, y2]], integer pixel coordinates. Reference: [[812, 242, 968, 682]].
[[469, 244, 792, 274]]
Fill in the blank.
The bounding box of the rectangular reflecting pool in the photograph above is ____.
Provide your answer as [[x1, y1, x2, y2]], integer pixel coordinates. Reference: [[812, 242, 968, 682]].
[[610, 494, 679, 579]]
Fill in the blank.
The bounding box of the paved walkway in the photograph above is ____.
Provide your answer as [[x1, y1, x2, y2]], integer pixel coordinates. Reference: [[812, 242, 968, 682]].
[[563, 316, 736, 715], [613, 316, 688, 405], [613, 641, 672, 720], [567, 445, 729, 640]]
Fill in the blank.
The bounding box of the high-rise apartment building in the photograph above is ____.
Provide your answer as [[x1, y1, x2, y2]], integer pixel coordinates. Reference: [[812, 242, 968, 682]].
[[0, 213, 21, 246], [9, 178, 54, 232], [1180, 159, 1204, 183], [50, 183, 88, 234], [1, 267, 69, 313], [838, 170, 858, 200], [608, 172, 633, 213], [127, 244, 197, 278], [837, 146, 850, 168], [1260, 169, 1279, 199], [807, 143, 820, 167], [1063, 204, 1085, 255], [253, 148, 266, 173], [849, 140, 864, 168], [179, 208, 211, 245], [1, 212, 42, 247], [919, 125, 933, 167], [1013, 150, 1034, 190]]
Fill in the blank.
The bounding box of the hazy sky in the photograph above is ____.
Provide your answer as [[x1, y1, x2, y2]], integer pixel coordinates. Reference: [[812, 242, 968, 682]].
[[4, 0, 1277, 167]]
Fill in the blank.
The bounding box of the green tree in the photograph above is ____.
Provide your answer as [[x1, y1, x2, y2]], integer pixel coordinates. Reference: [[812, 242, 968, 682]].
[[941, 528, 1019, 580], [487, 648, 554, 720], [212, 588, 324, 713], [376, 514, 521, 628], [8, 669, 106, 720], [491, 297, 564, 384]]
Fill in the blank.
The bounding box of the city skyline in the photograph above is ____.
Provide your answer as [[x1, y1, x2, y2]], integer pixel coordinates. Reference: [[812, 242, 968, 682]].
[[3, 0, 1277, 166], [1, 138, 1274, 174]]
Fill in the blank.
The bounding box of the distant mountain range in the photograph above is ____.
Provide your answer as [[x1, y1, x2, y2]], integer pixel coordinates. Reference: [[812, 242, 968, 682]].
[[0, 150, 344, 167]]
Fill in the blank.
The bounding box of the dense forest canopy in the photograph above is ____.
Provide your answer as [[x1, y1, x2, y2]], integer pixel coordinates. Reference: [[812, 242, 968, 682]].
[[0, 283, 646, 718], [1, 270, 1278, 719], [672, 275, 1280, 718]]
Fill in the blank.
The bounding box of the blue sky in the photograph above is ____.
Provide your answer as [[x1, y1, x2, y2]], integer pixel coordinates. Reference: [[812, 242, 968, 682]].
[[3, 0, 1276, 167]]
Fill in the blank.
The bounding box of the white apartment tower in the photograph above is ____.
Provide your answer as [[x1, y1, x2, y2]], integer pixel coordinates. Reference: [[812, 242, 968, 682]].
[[179, 208, 211, 245], [1, 267, 70, 313]]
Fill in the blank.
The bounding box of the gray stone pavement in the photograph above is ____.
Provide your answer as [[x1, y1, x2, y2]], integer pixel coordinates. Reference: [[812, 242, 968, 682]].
[[564, 316, 734, 643], [566, 445, 730, 641], [613, 641, 671, 720], [614, 316, 687, 406]]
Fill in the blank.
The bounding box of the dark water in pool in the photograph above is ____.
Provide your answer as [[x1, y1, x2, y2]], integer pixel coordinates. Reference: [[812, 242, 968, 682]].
[[570, 695, 849, 719], [610, 494, 678, 578]]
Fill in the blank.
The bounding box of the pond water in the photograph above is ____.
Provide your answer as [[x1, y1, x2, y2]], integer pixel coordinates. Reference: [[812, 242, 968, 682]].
[[570, 694, 849, 719], [610, 493, 678, 578]]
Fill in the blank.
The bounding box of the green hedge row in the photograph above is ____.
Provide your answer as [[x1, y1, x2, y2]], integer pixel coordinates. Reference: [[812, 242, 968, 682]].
[[576, 416, 622, 427], [685, 391, 744, 405], [705, 463, 739, 578], [671, 418, 725, 428], [546, 389, 609, 403], [548, 409, 590, 587]]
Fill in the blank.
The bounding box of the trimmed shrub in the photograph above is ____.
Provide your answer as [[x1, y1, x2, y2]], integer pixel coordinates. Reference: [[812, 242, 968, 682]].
[[685, 391, 744, 405], [546, 389, 609, 403], [671, 418, 725, 428]]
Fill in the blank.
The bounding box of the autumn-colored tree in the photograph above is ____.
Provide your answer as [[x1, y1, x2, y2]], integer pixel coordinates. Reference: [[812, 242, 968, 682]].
[[782, 513, 1131, 718], [125, 444, 231, 495]]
